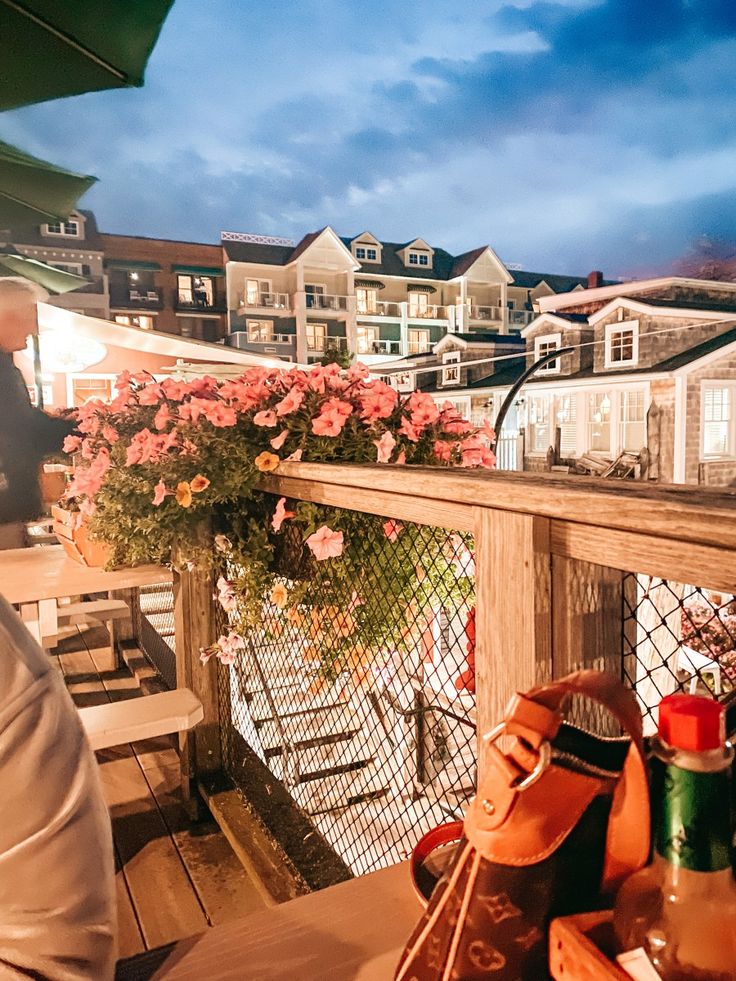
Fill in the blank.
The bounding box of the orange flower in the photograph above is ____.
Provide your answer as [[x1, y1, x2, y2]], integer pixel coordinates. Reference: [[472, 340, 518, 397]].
[[255, 451, 280, 472], [270, 582, 289, 609], [175, 481, 192, 507], [286, 607, 305, 628], [190, 474, 210, 493]]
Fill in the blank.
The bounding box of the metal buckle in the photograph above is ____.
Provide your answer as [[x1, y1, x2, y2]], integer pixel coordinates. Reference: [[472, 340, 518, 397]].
[[482, 721, 552, 792]]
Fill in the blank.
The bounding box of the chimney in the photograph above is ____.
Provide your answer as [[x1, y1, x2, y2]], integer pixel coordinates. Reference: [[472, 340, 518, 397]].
[[587, 270, 604, 289]]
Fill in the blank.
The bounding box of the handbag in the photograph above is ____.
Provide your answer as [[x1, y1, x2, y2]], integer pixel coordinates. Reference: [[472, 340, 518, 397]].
[[395, 670, 650, 981]]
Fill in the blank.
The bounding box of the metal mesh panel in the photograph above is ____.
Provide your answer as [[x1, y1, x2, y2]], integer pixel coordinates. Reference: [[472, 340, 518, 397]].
[[623, 574, 735, 732], [133, 584, 177, 690], [217, 512, 476, 877]]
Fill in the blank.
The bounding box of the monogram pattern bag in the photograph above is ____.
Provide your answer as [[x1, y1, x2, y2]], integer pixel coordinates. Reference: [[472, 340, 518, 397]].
[[395, 670, 650, 981]]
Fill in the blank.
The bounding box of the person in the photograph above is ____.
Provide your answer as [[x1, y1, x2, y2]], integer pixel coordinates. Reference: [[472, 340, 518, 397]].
[[0, 595, 117, 978], [0, 278, 76, 548]]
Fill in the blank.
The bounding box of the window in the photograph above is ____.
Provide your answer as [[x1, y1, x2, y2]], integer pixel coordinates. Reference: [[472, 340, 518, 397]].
[[246, 320, 274, 342], [50, 261, 84, 276], [244, 278, 271, 305], [702, 385, 734, 457], [587, 392, 612, 453], [355, 247, 366, 260], [605, 320, 639, 367], [529, 395, 551, 453], [534, 333, 561, 374], [306, 322, 327, 351], [408, 251, 429, 266], [555, 394, 578, 456], [356, 287, 378, 314], [354, 245, 379, 261], [408, 328, 430, 354], [393, 371, 415, 393], [408, 291, 429, 317], [442, 351, 460, 387], [43, 219, 80, 237], [178, 275, 214, 307], [619, 390, 646, 451], [357, 325, 377, 354], [114, 314, 154, 330], [70, 376, 115, 406]]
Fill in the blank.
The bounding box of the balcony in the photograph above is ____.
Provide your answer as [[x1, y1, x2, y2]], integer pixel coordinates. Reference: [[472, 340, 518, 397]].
[[176, 289, 227, 313], [238, 292, 290, 313], [407, 340, 433, 355], [307, 334, 348, 353], [357, 300, 402, 318], [466, 305, 504, 323], [407, 304, 448, 321], [228, 330, 294, 352], [356, 339, 402, 356], [109, 284, 163, 309], [508, 308, 534, 326], [305, 293, 349, 313]]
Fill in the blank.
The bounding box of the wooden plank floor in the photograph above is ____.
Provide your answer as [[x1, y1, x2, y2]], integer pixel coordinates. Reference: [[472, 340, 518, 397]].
[[54, 624, 268, 959]]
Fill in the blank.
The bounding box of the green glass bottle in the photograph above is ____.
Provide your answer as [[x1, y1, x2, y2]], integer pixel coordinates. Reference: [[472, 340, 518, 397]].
[[614, 693, 736, 979]]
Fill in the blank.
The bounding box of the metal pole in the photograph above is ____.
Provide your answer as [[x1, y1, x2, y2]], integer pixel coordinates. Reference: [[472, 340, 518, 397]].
[[491, 346, 574, 449]]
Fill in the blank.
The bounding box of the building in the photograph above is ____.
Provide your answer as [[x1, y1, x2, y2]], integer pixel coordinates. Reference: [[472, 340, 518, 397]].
[[2, 209, 109, 319], [433, 276, 736, 486], [100, 232, 228, 342], [222, 227, 557, 365]]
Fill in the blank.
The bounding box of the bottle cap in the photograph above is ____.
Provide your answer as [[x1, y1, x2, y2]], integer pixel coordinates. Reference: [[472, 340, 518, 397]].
[[658, 693, 724, 751]]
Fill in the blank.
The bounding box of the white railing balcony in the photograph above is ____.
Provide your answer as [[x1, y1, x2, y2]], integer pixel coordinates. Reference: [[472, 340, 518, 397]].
[[358, 300, 402, 318], [407, 340, 433, 355], [306, 293, 349, 312], [247, 333, 294, 345], [239, 292, 290, 310], [358, 339, 402, 356], [407, 304, 448, 321], [467, 305, 504, 322], [306, 335, 349, 353], [508, 308, 534, 326]]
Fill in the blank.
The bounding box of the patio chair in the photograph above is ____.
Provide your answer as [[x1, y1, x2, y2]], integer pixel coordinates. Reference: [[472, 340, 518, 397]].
[[677, 643, 722, 695]]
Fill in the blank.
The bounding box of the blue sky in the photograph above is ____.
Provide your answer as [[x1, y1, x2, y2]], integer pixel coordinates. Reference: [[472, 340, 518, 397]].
[[3, 0, 736, 278]]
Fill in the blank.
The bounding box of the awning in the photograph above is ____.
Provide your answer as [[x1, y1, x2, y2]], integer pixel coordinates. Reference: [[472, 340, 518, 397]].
[[105, 258, 161, 271], [407, 283, 437, 294], [0, 139, 97, 226], [172, 264, 225, 277], [355, 278, 385, 290]]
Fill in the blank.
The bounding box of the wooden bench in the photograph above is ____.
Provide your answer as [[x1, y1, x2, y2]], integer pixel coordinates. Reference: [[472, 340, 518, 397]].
[[79, 688, 203, 751]]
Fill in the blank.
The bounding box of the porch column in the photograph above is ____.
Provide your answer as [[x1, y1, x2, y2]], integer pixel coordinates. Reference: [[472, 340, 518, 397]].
[[500, 280, 508, 334]]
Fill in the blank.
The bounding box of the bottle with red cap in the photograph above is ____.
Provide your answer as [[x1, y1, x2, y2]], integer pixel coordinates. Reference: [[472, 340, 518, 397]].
[[613, 692, 736, 979]]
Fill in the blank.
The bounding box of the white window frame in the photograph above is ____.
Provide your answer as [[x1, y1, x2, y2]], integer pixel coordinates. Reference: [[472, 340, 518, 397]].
[[441, 351, 461, 387], [408, 327, 431, 355], [244, 278, 271, 305], [605, 320, 639, 368], [306, 321, 327, 351], [66, 373, 118, 407], [534, 333, 562, 374], [246, 319, 275, 342], [407, 251, 430, 267], [586, 391, 613, 455], [408, 291, 429, 317], [618, 389, 647, 452], [354, 245, 380, 262], [42, 219, 80, 238], [356, 287, 378, 315], [701, 381, 736, 459], [527, 393, 552, 454], [356, 324, 377, 354]]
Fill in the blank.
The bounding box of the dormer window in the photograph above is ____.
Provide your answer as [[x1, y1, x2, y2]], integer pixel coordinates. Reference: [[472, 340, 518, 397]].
[[355, 246, 378, 261], [43, 219, 80, 237], [605, 320, 639, 368], [408, 251, 429, 266], [534, 333, 561, 374], [442, 351, 461, 387]]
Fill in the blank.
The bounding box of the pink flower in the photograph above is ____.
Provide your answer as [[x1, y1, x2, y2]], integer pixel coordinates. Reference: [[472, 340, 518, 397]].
[[254, 409, 278, 428], [216, 577, 238, 612], [81, 439, 96, 460], [275, 388, 305, 416], [433, 440, 454, 462], [395, 450, 407, 465], [374, 431, 396, 464], [312, 399, 353, 437], [154, 404, 172, 431], [407, 391, 440, 428], [203, 402, 238, 427], [459, 436, 496, 469], [272, 496, 295, 532], [359, 384, 398, 422], [399, 417, 422, 443], [347, 363, 370, 382], [138, 384, 163, 406], [305, 525, 344, 561], [101, 424, 119, 444], [114, 370, 132, 391], [161, 379, 191, 402], [285, 448, 303, 462], [217, 631, 245, 665], [200, 647, 215, 665], [480, 418, 496, 443], [63, 434, 81, 454], [383, 519, 404, 542], [270, 429, 289, 450], [152, 480, 170, 506]]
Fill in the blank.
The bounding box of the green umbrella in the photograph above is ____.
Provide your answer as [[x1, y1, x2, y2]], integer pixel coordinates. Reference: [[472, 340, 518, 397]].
[[0, 0, 175, 111], [0, 245, 89, 292], [0, 138, 96, 226]]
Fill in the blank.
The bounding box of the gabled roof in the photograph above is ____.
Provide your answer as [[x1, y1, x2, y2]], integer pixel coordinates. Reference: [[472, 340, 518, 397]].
[[3, 209, 103, 250], [521, 311, 590, 337], [511, 270, 607, 292], [287, 228, 325, 262], [350, 231, 382, 246], [588, 296, 736, 325], [448, 245, 513, 284], [537, 276, 736, 314], [224, 226, 357, 268], [658, 326, 736, 372]]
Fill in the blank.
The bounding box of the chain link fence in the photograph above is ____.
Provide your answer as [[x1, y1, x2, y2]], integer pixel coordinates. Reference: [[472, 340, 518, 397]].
[[131, 584, 177, 690]]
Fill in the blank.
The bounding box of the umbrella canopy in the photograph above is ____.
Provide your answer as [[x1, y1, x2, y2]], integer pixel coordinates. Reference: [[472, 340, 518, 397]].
[[0, 139, 96, 225], [0, 0, 175, 111], [0, 246, 89, 293]]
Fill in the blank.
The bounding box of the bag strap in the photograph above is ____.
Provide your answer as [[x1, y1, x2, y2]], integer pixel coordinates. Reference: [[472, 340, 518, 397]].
[[409, 821, 464, 903], [522, 669, 650, 892]]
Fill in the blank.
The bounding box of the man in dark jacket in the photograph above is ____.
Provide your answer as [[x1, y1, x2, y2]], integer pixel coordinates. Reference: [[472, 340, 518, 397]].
[[0, 278, 76, 547]]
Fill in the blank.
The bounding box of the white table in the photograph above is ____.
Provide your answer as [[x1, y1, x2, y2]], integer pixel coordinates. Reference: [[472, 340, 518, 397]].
[[0, 545, 172, 648]]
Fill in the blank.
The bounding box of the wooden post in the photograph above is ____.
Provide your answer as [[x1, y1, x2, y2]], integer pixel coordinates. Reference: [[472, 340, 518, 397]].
[[474, 507, 552, 758], [173, 563, 221, 790]]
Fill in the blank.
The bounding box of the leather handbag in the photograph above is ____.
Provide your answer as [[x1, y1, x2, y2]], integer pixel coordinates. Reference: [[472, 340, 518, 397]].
[[395, 670, 650, 981]]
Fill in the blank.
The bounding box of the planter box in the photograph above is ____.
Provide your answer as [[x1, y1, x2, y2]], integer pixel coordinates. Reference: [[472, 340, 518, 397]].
[[51, 504, 111, 568], [39, 464, 71, 505], [549, 912, 630, 979]]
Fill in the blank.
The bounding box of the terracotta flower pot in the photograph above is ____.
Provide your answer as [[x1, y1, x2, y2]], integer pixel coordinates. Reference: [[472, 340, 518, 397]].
[[51, 504, 111, 568]]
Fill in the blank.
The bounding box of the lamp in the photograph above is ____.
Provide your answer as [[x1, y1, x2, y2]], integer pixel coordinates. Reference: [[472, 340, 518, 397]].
[[23, 329, 107, 374]]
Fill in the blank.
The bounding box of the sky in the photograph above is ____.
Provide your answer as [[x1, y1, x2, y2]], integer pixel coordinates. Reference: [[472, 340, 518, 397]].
[[3, 0, 736, 278]]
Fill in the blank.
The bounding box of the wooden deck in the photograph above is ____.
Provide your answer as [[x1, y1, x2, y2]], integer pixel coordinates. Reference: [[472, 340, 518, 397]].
[[54, 623, 268, 959]]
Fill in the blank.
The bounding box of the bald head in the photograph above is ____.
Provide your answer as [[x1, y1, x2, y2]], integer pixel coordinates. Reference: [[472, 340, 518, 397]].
[[0, 277, 48, 353]]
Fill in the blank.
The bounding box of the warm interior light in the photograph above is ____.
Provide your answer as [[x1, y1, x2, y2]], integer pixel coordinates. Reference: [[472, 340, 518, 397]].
[[23, 330, 107, 374]]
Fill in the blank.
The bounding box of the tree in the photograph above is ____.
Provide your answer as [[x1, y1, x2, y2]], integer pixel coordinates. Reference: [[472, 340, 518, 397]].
[[672, 236, 736, 281]]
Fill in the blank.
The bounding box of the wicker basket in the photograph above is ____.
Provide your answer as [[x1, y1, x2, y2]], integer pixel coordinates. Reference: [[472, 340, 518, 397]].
[[51, 504, 111, 568], [549, 912, 630, 979]]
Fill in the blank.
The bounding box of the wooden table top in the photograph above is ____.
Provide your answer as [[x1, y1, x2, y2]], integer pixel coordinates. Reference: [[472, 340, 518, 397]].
[[0, 545, 172, 604], [117, 862, 421, 981]]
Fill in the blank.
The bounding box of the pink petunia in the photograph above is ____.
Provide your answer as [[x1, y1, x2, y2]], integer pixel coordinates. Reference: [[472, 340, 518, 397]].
[[459, 436, 496, 469], [101, 424, 119, 444], [383, 519, 404, 542], [407, 391, 440, 428], [272, 496, 295, 532], [203, 402, 238, 427], [312, 398, 353, 437], [275, 388, 305, 417], [217, 631, 245, 665], [285, 448, 303, 462], [154, 404, 172, 431], [138, 384, 163, 406], [152, 480, 170, 506], [270, 429, 289, 450], [433, 440, 454, 462], [254, 409, 278, 428], [63, 434, 81, 454], [359, 385, 398, 422], [399, 417, 422, 443], [199, 647, 215, 665], [395, 450, 407, 465], [373, 431, 396, 464], [216, 576, 238, 612], [305, 525, 344, 561]]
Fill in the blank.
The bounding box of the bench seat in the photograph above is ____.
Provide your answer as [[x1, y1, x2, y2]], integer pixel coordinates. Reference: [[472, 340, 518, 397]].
[[79, 688, 203, 751]]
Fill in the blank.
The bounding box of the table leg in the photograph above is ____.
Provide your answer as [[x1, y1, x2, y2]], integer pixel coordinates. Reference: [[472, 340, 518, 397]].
[[20, 603, 41, 645], [38, 598, 59, 649]]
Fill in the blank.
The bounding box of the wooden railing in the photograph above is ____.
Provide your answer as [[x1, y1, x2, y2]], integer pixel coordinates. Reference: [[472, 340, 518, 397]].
[[169, 464, 736, 888]]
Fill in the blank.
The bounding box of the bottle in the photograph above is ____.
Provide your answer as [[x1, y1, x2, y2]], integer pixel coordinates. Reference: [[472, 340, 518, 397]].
[[613, 692, 736, 980]]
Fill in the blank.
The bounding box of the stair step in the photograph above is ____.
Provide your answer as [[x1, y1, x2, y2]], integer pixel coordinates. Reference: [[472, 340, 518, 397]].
[[246, 685, 348, 723], [290, 766, 388, 815], [258, 704, 360, 756], [269, 730, 376, 780]]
